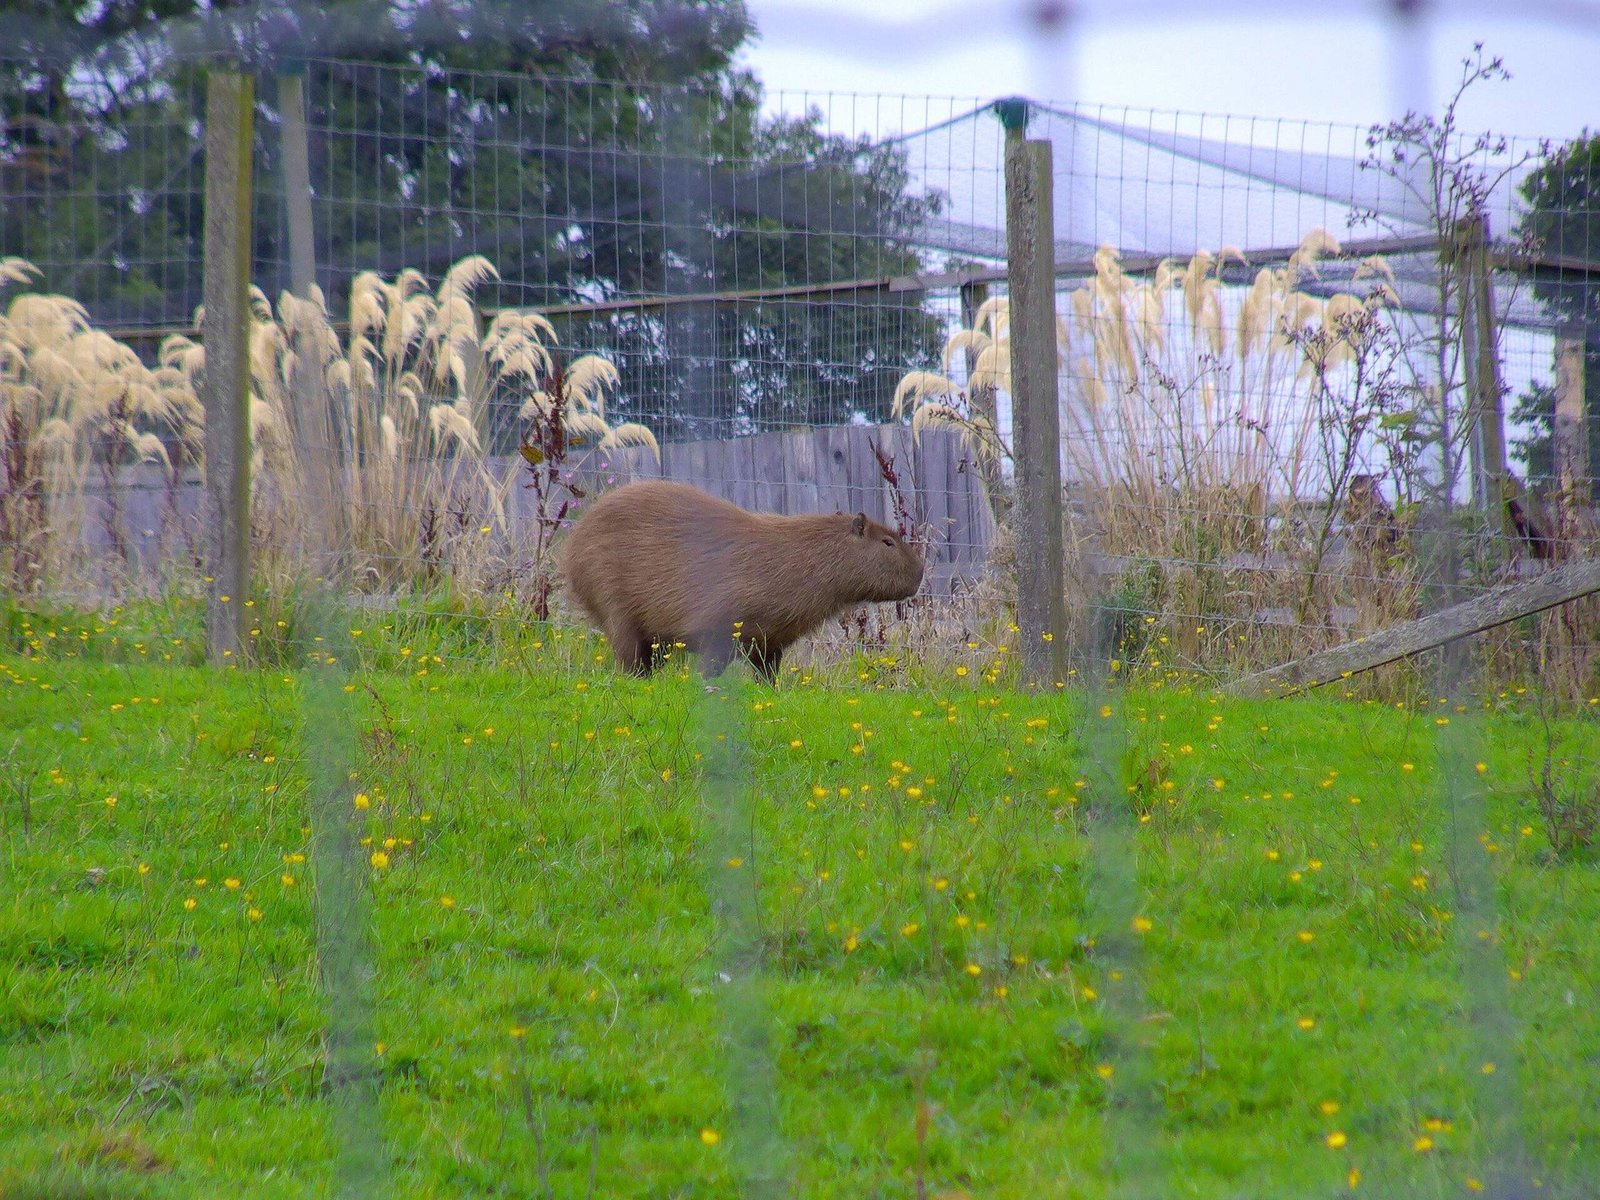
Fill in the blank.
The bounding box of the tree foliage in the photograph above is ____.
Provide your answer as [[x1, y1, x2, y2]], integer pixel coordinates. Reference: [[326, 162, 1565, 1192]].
[[1, 0, 946, 440], [1513, 131, 1600, 485]]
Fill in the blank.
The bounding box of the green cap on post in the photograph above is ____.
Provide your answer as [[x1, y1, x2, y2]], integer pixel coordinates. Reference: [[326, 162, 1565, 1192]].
[[994, 97, 1032, 133]]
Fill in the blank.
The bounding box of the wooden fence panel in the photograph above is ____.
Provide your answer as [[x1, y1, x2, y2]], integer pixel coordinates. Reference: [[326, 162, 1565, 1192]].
[[815, 427, 853, 516], [846, 426, 885, 522], [751, 432, 787, 513], [48, 425, 996, 589]]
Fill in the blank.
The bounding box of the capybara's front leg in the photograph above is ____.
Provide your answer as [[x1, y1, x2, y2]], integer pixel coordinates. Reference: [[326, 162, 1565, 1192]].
[[690, 622, 738, 679], [608, 621, 654, 677]]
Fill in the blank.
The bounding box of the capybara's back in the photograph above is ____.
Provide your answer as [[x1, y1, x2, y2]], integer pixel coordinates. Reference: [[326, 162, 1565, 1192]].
[[560, 480, 923, 680]]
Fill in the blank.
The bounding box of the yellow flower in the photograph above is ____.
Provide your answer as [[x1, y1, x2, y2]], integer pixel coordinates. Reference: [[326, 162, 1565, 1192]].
[[281, 874, 295, 887], [900, 922, 920, 937], [700, 1128, 720, 1146], [509, 1026, 527, 1039], [1297, 1017, 1315, 1030], [104, 795, 118, 809], [224, 878, 241, 890], [354, 792, 371, 810], [965, 963, 982, 976], [1095, 1063, 1114, 1080], [183, 897, 197, 911], [370, 851, 390, 870], [248, 907, 262, 922], [1325, 1131, 1347, 1149], [1412, 1136, 1433, 1153], [1320, 1100, 1340, 1116], [441, 896, 456, 908], [1131, 916, 1153, 934], [725, 857, 744, 869]]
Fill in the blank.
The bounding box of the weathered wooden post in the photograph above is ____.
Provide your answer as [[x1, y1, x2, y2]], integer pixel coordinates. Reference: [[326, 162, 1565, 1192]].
[[201, 68, 254, 662], [999, 99, 1068, 684], [278, 68, 316, 306], [277, 64, 341, 567], [1457, 213, 1512, 536], [1554, 322, 1591, 547]]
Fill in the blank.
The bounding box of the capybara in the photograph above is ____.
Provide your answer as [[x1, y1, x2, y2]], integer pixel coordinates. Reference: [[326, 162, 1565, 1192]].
[[560, 480, 925, 681]]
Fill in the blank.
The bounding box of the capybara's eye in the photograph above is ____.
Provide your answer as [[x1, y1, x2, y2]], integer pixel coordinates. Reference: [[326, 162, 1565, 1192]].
[[882, 536, 895, 547]]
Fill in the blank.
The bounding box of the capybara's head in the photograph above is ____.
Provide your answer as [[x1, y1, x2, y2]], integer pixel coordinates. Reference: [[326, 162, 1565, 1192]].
[[840, 511, 925, 602]]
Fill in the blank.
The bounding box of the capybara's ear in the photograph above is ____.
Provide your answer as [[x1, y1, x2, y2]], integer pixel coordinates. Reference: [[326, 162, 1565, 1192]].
[[851, 512, 867, 536]]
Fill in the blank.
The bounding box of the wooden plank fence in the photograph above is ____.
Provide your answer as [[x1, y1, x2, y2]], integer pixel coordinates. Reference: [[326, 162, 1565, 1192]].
[[57, 424, 998, 596]]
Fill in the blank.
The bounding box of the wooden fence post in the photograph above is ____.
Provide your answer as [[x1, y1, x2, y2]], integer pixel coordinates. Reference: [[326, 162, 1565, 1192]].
[[201, 68, 254, 662], [1457, 213, 1512, 536], [1000, 100, 1067, 684], [1554, 322, 1591, 546], [278, 69, 316, 304], [277, 65, 341, 568]]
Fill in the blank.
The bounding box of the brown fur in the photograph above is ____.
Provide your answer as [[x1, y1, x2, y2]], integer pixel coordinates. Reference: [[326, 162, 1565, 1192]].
[[559, 480, 925, 681]]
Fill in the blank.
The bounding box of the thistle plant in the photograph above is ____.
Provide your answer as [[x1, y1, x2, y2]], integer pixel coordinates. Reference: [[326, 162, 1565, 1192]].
[[516, 350, 659, 621]]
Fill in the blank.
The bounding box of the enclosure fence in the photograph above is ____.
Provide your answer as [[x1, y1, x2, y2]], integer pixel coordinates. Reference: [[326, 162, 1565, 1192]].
[[3, 50, 1595, 688], [4, 28, 1599, 1200]]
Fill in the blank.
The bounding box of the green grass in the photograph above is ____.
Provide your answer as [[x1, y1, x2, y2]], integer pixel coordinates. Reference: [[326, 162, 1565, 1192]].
[[1, 645, 1597, 1199]]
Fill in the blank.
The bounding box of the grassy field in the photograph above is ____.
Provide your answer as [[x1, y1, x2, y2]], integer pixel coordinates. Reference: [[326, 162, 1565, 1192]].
[[2, 627, 1598, 1198]]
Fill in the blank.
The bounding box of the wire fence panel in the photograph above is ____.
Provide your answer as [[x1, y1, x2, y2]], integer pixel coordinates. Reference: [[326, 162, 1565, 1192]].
[[3, 51, 1598, 678], [4, 24, 1600, 1200]]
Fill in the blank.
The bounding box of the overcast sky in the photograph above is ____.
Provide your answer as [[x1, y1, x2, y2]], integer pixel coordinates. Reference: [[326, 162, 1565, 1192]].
[[737, 2, 1600, 144]]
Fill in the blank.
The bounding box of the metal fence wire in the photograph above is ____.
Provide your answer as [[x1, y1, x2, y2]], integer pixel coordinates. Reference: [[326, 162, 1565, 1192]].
[[5, 50, 1597, 682], [2, 24, 1597, 1200]]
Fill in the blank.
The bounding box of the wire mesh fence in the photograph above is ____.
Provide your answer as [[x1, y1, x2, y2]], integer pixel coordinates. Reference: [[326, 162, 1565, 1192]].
[[4, 48, 1596, 689], [4, 23, 1600, 1200]]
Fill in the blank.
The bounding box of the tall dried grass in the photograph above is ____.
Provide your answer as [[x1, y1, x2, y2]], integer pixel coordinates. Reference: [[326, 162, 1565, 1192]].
[[898, 231, 1426, 672], [2, 258, 202, 591], [1, 254, 657, 602]]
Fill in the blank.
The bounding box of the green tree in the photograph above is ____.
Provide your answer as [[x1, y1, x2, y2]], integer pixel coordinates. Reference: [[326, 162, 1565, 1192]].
[[1513, 131, 1600, 488], [3, 0, 945, 439]]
